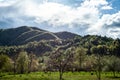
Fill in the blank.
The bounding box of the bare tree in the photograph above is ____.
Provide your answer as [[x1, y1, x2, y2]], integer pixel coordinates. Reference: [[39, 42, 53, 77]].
[[28, 53, 34, 73], [28, 52, 38, 73], [91, 45, 106, 80], [48, 47, 75, 80]]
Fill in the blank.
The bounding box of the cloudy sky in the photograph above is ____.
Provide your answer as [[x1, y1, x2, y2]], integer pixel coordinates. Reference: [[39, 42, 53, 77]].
[[0, 0, 120, 38]]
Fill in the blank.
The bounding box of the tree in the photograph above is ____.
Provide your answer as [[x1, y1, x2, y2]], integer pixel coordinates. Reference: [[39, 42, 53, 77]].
[[105, 56, 120, 77], [0, 54, 12, 72], [74, 47, 87, 71], [28, 53, 38, 73], [93, 54, 102, 80], [16, 51, 29, 74], [109, 39, 120, 56], [12, 54, 17, 75], [48, 47, 75, 80], [82, 54, 96, 71], [91, 45, 107, 80]]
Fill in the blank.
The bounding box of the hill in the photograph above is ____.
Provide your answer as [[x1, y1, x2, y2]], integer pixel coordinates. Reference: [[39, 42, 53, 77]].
[[0, 26, 79, 46], [0, 26, 120, 56]]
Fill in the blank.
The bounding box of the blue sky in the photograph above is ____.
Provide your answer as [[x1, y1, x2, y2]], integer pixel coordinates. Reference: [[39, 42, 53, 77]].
[[0, 0, 120, 38]]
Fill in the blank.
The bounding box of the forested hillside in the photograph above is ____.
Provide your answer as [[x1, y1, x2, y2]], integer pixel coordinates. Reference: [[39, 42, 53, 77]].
[[0, 26, 120, 56]]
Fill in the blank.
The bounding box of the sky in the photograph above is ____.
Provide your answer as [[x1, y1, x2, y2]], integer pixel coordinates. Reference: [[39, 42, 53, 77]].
[[0, 0, 120, 38]]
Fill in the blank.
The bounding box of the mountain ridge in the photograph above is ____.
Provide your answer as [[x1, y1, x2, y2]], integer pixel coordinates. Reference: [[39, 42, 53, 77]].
[[0, 26, 79, 46]]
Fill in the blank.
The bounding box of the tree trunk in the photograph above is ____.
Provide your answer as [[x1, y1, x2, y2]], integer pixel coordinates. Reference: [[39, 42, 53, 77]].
[[59, 72, 63, 80], [96, 55, 101, 80], [95, 71, 101, 80], [79, 53, 82, 71], [59, 69, 63, 80], [21, 65, 24, 74], [113, 71, 116, 77], [98, 71, 101, 80], [13, 62, 16, 75], [28, 60, 32, 73]]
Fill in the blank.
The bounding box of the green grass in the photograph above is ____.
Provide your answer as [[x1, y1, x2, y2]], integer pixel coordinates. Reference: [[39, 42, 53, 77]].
[[0, 72, 120, 80]]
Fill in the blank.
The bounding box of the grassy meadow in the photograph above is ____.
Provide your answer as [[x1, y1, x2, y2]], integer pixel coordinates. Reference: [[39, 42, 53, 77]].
[[0, 72, 120, 80]]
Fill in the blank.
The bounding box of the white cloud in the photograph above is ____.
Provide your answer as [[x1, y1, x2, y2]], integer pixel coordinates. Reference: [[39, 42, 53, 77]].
[[0, 0, 18, 7], [88, 11, 120, 38], [26, 0, 101, 27], [81, 0, 108, 7], [0, 0, 120, 38], [106, 28, 120, 39], [101, 6, 113, 10]]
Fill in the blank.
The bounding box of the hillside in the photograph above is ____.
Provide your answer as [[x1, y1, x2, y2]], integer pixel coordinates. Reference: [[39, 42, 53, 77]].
[[0, 26, 120, 56], [0, 26, 78, 46]]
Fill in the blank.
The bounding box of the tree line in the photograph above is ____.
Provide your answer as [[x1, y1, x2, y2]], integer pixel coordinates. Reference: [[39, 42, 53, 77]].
[[0, 46, 120, 80]]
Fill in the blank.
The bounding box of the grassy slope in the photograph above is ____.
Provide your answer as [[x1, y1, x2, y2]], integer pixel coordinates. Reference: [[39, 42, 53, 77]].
[[0, 72, 120, 80]]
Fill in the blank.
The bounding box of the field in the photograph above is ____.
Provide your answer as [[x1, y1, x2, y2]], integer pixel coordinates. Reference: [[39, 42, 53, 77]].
[[0, 72, 120, 80]]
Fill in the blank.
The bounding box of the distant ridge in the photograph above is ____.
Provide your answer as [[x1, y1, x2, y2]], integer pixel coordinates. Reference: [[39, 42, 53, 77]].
[[0, 26, 79, 46]]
